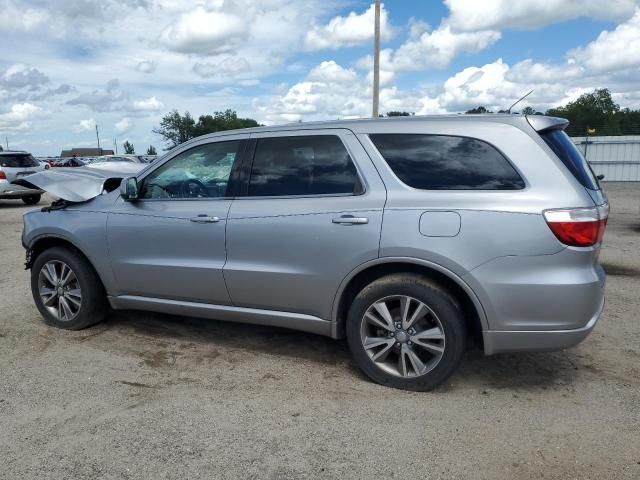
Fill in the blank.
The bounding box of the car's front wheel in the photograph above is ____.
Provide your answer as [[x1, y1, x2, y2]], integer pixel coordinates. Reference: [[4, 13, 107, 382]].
[[346, 274, 466, 391], [31, 246, 107, 330], [22, 194, 41, 205]]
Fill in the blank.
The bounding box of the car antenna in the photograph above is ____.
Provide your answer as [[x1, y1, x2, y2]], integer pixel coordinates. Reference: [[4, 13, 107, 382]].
[[506, 90, 533, 114]]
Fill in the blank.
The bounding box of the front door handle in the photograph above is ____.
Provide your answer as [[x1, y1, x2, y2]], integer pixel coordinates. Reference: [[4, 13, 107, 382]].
[[332, 215, 369, 225], [190, 215, 220, 223]]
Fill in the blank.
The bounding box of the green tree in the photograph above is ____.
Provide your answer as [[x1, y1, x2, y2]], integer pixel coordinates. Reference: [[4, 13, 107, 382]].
[[385, 111, 412, 117], [617, 108, 640, 135], [192, 109, 260, 137], [123, 140, 135, 154], [465, 106, 492, 114], [146, 145, 157, 155], [153, 109, 260, 149], [546, 88, 621, 136], [153, 110, 196, 149]]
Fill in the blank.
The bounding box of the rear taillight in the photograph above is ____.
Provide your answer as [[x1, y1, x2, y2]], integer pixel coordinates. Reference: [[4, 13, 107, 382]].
[[543, 204, 609, 247], [0, 171, 6, 180]]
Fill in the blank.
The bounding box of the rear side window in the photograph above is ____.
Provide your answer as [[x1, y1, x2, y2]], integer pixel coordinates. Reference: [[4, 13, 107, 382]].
[[248, 135, 361, 196], [0, 154, 39, 168], [369, 134, 525, 190], [540, 129, 600, 190]]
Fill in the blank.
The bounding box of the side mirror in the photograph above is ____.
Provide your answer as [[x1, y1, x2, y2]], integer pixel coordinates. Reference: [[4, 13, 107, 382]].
[[597, 174, 605, 181], [120, 176, 139, 201]]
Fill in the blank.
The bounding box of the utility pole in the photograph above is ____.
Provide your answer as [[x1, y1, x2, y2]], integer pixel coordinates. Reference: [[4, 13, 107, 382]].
[[114, 138, 118, 154], [372, 0, 381, 118], [5, 136, 8, 150], [95, 124, 101, 149]]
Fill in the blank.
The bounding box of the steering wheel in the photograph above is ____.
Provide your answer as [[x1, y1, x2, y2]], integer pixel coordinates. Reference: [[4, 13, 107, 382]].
[[143, 182, 172, 198], [180, 178, 208, 198]]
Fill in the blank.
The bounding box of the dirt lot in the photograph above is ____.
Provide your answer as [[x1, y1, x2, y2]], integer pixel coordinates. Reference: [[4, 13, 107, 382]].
[[1, 184, 639, 480]]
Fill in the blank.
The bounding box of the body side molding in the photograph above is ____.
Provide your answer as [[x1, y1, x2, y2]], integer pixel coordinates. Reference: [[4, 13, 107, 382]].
[[108, 295, 332, 337]]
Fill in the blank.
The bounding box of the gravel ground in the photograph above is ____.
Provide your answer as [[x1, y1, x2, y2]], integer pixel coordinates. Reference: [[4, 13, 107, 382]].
[[1, 184, 639, 480]]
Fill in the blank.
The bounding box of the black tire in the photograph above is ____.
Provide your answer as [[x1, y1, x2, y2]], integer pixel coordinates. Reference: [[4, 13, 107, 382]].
[[30, 246, 107, 330], [346, 273, 466, 391], [22, 194, 41, 205]]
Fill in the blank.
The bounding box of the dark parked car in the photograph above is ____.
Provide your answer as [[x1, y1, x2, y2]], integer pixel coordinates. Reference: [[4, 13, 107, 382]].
[[53, 157, 86, 168]]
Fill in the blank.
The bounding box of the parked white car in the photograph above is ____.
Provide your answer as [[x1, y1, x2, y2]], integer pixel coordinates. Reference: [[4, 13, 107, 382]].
[[0, 151, 46, 204]]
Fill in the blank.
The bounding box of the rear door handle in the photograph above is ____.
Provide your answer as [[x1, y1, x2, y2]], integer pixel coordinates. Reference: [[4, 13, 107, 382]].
[[332, 215, 369, 225], [190, 215, 220, 223]]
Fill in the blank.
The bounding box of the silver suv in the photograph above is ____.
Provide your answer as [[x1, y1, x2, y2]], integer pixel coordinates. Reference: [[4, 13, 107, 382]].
[[20, 115, 608, 391], [0, 151, 46, 204]]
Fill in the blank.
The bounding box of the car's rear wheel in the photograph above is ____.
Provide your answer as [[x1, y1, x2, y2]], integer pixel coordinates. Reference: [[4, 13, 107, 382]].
[[22, 194, 41, 205], [31, 246, 107, 330], [346, 274, 466, 391]]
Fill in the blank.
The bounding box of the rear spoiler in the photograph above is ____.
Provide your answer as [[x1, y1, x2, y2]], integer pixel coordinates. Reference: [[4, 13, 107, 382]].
[[526, 115, 569, 133]]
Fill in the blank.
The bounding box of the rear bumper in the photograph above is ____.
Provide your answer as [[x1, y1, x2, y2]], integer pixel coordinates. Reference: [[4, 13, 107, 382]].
[[483, 295, 604, 354], [0, 180, 43, 198], [461, 245, 606, 355]]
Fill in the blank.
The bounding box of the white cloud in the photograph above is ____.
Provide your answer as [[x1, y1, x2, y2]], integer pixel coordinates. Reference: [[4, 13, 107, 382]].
[[506, 59, 583, 83], [72, 118, 96, 133], [3, 0, 640, 155], [160, 7, 248, 55], [356, 23, 500, 76], [307, 61, 360, 84], [193, 57, 251, 79], [387, 25, 501, 71], [130, 96, 163, 112], [432, 59, 515, 112], [569, 9, 640, 71], [260, 43, 640, 124], [135, 60, 157, 74], [257, 61, 370, 122], [1, 64, 49, 89], [67, 79, 126, 112], [0, 103, 46, 132], [114, 117, 132, 134], [445, 0, 639, 31], [67, 80, 164, 114], [0, 4, 50, 33], [304, 3, 392, 50], [257, 60, 425, 123]]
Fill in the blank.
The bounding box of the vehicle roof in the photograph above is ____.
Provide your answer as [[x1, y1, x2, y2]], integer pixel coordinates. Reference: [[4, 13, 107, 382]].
[[193, 114, 565, 142], [0, 150, 30, 155]]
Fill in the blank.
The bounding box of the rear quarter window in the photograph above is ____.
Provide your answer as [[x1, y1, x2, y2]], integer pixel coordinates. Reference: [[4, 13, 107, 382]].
[[540, 129, 600, 190], [369, 134, 525, 190]]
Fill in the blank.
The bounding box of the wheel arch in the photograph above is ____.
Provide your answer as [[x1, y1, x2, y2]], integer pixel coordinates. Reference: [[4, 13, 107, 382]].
[[27, 234, 109, 293], [331, 258, 488, 348]]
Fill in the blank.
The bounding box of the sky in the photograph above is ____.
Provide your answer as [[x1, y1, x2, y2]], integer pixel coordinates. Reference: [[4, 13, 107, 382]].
[[1, 0, 640, 156]]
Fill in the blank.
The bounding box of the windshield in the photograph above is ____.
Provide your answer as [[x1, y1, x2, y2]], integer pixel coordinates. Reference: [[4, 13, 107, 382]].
[[0, 154, 40, 168]]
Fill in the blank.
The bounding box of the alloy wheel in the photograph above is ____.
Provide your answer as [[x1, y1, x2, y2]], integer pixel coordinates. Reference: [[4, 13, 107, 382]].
[[38, 260, 83, 321], [360, 295, 445, 378]]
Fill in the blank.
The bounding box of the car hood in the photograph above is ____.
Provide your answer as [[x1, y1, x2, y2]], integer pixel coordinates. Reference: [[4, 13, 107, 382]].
[[11, 163, 146, 202]]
